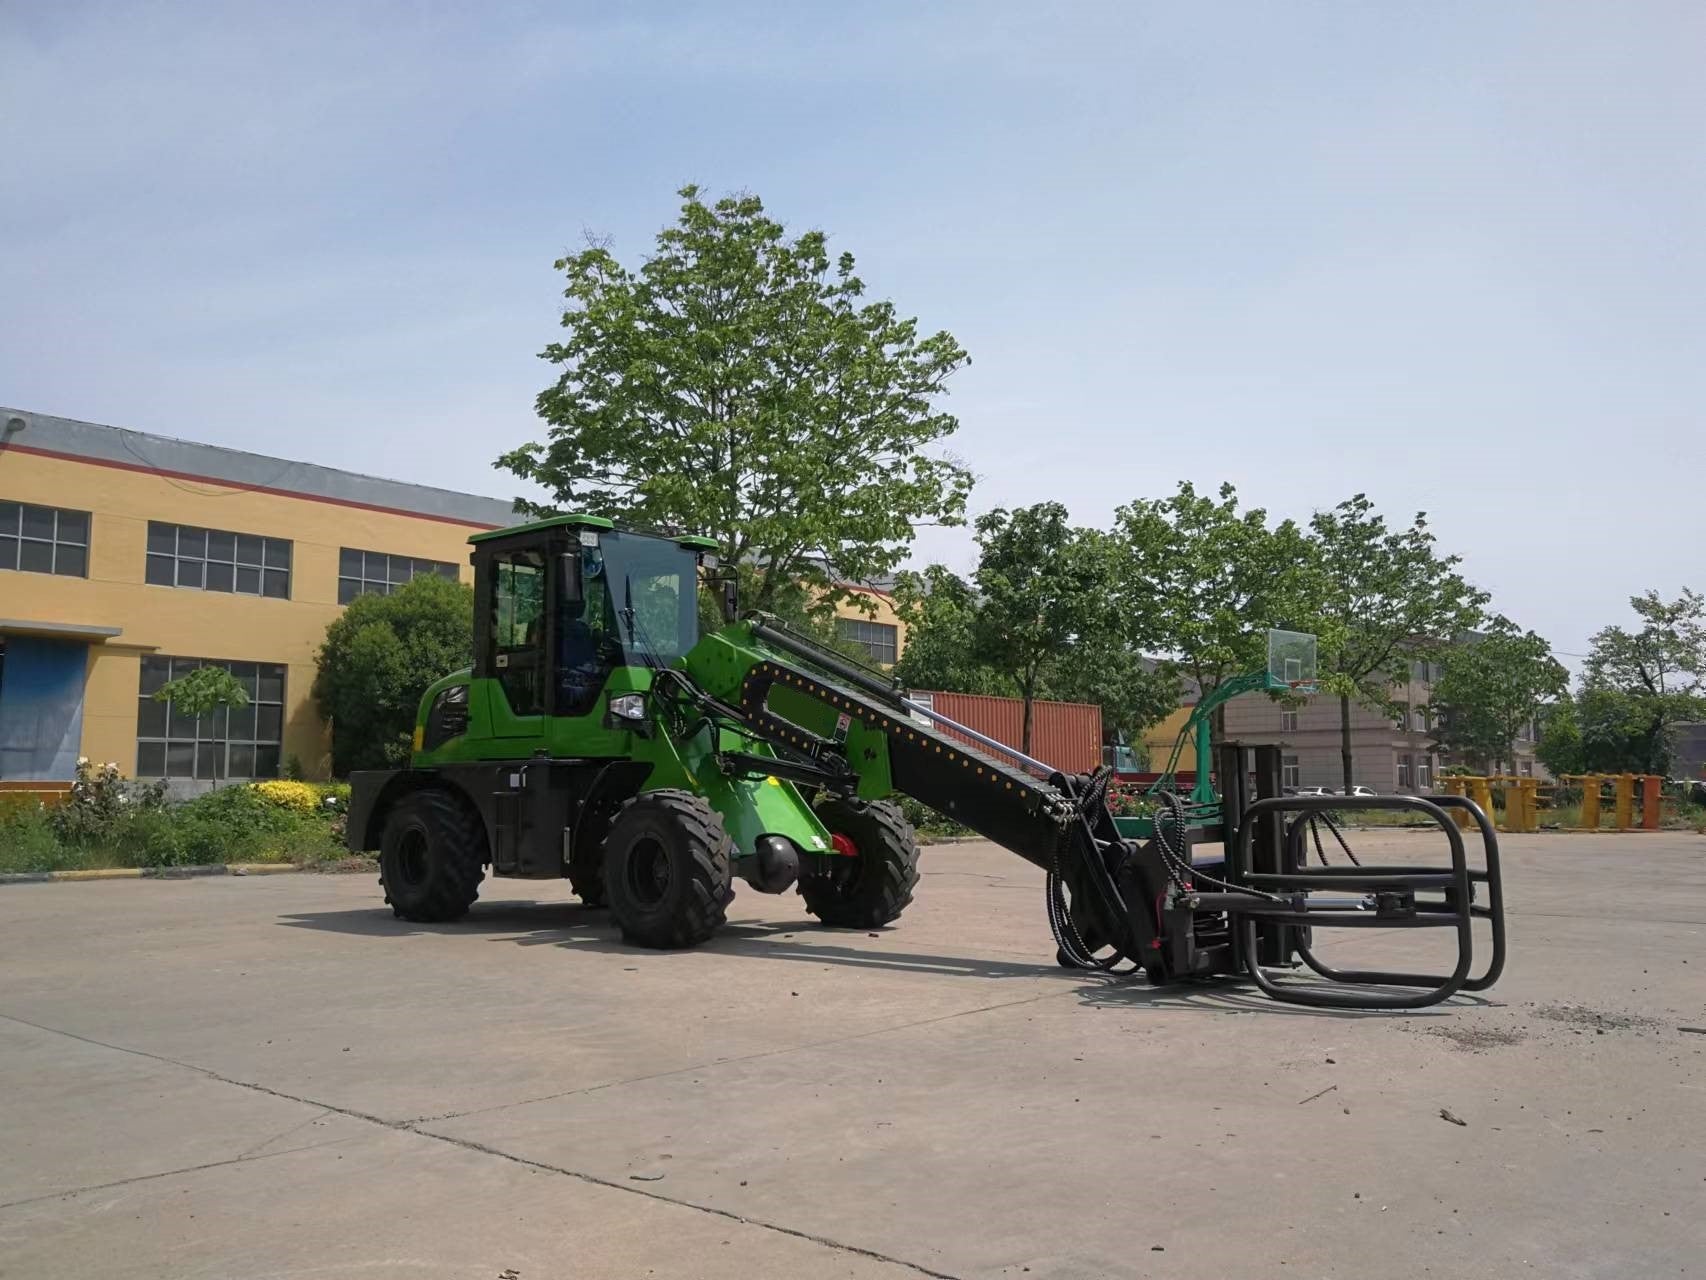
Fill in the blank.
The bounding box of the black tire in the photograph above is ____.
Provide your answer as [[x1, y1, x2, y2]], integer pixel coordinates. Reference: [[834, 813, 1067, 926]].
[[802, 797, 919, 928], [569, 863, 607, 909], [379, 789, 486, 922], [603, 789, 732, 948]]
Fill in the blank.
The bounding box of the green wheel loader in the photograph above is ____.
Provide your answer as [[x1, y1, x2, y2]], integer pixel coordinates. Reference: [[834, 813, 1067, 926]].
[[346, 515, 1506, 1009]]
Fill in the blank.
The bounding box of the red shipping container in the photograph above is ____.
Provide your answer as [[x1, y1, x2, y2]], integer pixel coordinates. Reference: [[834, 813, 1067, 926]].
[[911, 690, 1103, 774]]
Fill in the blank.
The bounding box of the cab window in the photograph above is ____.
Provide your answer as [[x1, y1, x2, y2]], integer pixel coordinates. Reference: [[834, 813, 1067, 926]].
[[491, 551, 546, 716]]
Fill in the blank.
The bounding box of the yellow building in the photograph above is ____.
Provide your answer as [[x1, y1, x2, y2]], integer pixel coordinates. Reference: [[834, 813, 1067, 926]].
[[1142, 705, 1198, 773], [828, 583, 907, 667], [0, 408, 517, 785]]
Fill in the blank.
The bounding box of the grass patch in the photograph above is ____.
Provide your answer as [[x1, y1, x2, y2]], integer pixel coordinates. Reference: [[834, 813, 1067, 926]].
[[0, 765, 349, 876]]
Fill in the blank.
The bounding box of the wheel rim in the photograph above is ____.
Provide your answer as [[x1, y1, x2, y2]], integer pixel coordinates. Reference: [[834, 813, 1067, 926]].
[[825, 831, 864, 892], [397, 829, 430, 886], [625, 836, 672, 907]]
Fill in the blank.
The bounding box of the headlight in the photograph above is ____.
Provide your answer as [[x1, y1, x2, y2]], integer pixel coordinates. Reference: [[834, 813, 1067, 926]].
[[608, 693, 647, 721]]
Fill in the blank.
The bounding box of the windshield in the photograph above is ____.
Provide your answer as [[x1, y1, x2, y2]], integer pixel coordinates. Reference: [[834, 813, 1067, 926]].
[[579, 531, 698, 666]]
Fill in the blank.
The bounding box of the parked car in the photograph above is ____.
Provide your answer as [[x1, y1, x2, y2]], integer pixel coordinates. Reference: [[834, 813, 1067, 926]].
[[1333, 785, 1378, 798], [1289, 785, 1334, 797]]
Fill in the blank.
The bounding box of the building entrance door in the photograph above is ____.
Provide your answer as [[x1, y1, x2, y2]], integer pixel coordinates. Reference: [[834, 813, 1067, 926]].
[[0, 636, 88, 779]]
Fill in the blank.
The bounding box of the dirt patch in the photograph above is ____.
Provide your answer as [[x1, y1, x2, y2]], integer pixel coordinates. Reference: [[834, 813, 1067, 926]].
[[1529, 1003, 1664, 1033], [310, 855, 379, 875], [1418, 1024, 1527, 1052]]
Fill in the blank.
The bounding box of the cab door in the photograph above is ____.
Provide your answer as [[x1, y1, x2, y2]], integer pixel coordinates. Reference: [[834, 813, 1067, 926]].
[[481, 546, 548, 741]]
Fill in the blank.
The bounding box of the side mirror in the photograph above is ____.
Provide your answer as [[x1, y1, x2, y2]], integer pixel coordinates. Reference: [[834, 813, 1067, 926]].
[[559, 550, 583, 608], [721, 578, 739, 624]]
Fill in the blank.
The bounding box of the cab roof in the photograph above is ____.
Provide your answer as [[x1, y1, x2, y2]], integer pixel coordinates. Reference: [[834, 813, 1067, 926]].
[[468, 513, 717, 554]]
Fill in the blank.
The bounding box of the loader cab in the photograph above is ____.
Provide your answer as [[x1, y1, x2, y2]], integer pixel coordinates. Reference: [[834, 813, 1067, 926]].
[[468, 515, 712, 732]]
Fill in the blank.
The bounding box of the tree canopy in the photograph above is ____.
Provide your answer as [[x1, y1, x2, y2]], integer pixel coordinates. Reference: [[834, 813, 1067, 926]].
[[1114, 482, 1318, 734], [891, 565, 1013, 697], [1573, 588, 1706, 774], [971, 504, 1134, 754], [313, 575, 475, 774], [891, 502, 1180, 752], [154, 666, 249, 718], [499, 185, 972, 612], [1429, 617, 1568, 772], [1307, 495, 1486, 790]]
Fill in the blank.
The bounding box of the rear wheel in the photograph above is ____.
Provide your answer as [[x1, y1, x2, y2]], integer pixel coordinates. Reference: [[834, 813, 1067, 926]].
[[379, 789, 486, 922], [603, 790, 732, 948], [802, 798, 919, 928]]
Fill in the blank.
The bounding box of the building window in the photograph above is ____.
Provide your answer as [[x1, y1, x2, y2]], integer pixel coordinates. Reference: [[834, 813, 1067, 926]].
[[1417, 756, 1433, 791], [1520, 760, 1534, 777], [1412, 706, 1428, 733], [836, 618, 898, 665], [0, 501, 89, 577], [338, 547, 460, 604], [1397, 754, 1413, 790], [1282, 755, 1300, 788], [1280, 708, 1299, 733], [146, 523, 290, 598], [137, 656, 286, 780]]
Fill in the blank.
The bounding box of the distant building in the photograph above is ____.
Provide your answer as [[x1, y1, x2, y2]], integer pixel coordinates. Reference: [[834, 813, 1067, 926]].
[[829, 580, 905, 667], [1671, 723, 1706, 781], [1222, 658, 1544, 791], [0, 407, 518, 785]]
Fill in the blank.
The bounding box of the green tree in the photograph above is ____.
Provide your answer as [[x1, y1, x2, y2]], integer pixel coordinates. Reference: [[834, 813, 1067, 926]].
[[1579, 588, 1706, 774], [153, 667, 251, 786], [891, 565, 1014, 697], [1307, 495, 1487, 792], [1114, 482, 1318, 740], [972, 504, 1132, 755], [1429, 617, 1568, 772], [154, 666, 249, 718], [893, 559, 1174, 750], [1039, 645, 1179, 752], [1534, 697, 1585, 777], [313, 575, 475, 774], [500, 185, 973, 612]]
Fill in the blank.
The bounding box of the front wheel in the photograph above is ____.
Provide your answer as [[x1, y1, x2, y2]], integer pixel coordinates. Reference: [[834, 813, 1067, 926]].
[[603, 790, 733, 948], [802, 798, 919, 928], [378, 789, 486, 922]]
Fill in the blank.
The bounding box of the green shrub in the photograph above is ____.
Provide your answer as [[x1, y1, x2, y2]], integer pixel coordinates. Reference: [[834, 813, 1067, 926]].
[[156, 786, 341, 865], [48, 760, 166, 847], [0, 776, 346, 873], [895, 795, 971, 837], [314, 781, 351, 810], [0, 806, 84, 874]]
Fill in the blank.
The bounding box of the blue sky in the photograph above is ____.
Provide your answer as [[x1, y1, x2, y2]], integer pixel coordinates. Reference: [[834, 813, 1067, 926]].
[[3, 2, 1701, 661]]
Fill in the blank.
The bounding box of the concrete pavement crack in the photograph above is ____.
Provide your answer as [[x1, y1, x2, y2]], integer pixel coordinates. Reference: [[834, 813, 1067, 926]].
[[236, 1107, 335, 1159], [1505, 909, 1706, 926], [0, 1008, 969, 1279], [0, 1011, 410, 1131], [409, 1127, 964, 1280], [0, 1136, 361, 1212]]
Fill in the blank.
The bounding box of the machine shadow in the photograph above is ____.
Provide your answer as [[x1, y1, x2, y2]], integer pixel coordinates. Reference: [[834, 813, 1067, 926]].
[[277, 900, 1480, 1019]]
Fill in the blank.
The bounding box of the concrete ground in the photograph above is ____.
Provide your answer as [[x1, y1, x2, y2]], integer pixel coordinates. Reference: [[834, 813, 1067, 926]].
[[1, 830, 1702, 1280]]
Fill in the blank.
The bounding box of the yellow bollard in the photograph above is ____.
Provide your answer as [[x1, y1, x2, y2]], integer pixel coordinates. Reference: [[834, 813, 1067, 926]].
[[1614, 774, 1635, 831], [1517, 777, 1540, 833], [1441, 776, 1472, 829], [1641, 775, 1663, 830], [1469, 776, 1495, 830], [1580, 775, 1601, 829]]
